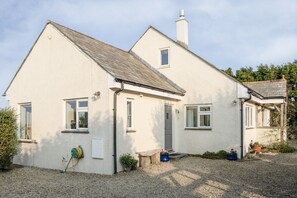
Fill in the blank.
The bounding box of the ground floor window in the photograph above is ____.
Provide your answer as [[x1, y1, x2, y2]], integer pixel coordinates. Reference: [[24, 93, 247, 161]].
[[20, 103, 32, 139], [127, 100, 133, 129], [66, 99, 88, 129], [257, 106, 271, 127], [245, 105, 254, 128], [185, 104, 212, 129]]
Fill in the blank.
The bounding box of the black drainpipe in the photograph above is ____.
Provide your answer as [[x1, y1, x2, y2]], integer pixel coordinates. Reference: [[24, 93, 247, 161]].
[[240, 92, 251, 158], [113, 81, 124, 174]]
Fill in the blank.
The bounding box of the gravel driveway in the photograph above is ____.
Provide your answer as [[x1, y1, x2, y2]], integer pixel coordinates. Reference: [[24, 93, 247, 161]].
[[1, 152, 297, 198]]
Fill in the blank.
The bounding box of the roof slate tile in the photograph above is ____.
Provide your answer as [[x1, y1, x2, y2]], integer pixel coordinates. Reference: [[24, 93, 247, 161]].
[[50, 21, 185, 95]]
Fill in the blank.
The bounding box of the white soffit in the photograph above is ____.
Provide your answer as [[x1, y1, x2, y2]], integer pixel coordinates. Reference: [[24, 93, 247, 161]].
[[251, 95, 285, 104], [108, 76, 182, 100]]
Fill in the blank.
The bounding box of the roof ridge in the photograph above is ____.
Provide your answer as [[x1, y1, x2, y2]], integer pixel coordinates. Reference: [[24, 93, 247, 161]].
[[243, 79, 286, 84], [48, 20, 130, 55]]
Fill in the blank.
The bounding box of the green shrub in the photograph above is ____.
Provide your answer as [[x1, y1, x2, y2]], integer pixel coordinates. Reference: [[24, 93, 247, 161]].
[[0, 108, 18, 169], [216, 150, 229, 158], [267, 142, 295, 153], [120, 153, 138, 170], [200, 150, 228, 159]]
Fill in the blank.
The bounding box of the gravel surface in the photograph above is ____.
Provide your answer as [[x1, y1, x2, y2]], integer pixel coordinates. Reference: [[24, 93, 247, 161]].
[[1, 152, 297, 198]]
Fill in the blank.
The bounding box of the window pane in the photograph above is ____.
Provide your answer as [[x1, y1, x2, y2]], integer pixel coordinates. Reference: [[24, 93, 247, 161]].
[[78, 112, 88, 128], [200, 114, 210, 127], [186, 106, 198, 127], [161, 49, 168, 65], [78, 100, 88, 108], [263, 109, 270, 127], [20, 104, 32, 139], [200, 106, 210, 111], [66, 101, 76, 129], [127, 101, 132, 128], [250, 108, 253, 126]]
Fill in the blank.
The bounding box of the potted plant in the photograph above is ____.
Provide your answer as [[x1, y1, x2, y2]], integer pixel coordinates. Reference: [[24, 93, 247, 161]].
[[120, 153, 138, 172], [227, 149, 238, 160], [160, 150, 170, 162], [250, 141, 262, 154]]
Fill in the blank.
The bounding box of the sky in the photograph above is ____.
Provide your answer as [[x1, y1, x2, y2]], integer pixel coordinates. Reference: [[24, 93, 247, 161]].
[[0, 0, 297, 107]]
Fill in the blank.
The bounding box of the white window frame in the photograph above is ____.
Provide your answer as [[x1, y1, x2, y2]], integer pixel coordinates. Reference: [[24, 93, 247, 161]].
[[19, 103, 32, 140], [245, 105, 255, 128], [159, 47, 170, 67], [65, 99, 88, 130], [184, 104, 212, 129], [127, 99, 134, 130]]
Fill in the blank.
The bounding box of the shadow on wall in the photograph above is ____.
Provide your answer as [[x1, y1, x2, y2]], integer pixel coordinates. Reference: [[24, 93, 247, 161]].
[[116, 99, 164, 167], [14, 110, 128, 174]]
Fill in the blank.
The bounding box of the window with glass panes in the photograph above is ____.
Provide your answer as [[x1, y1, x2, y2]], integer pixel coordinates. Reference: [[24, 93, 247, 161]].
[[185, 105, 212, 129], [66, 99, 88, 129]]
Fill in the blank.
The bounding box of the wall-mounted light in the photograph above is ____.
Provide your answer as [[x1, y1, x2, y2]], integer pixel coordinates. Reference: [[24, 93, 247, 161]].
[[175, 109, 180, 114], [92, 91, 101, 100], [232, 100, 237, 105], [94, 91, 100, 97]]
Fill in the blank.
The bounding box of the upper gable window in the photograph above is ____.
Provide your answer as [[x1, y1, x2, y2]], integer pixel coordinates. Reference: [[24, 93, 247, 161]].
[[160, 49, 169, 66]]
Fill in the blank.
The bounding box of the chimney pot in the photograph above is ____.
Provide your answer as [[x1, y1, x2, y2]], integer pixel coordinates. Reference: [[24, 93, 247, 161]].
[[179, 9, 185, 18]]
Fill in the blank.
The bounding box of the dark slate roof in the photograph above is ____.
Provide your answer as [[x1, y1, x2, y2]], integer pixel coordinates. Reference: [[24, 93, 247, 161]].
[[243, 79, 287, 98], [49, 21, 185, 95]]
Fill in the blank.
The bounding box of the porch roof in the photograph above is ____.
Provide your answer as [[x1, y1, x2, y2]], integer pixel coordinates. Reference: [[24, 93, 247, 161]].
[[243, 79, 287, 99]]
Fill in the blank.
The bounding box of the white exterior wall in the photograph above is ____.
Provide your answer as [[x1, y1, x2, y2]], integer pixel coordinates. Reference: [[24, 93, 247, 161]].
[[131, 28, 242, 154], [114, 90, 176, 171], [6, 24, 114, 174], [244, 102, 281, 153]]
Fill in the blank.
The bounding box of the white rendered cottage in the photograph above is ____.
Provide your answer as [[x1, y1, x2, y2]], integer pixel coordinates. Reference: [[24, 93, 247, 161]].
[[3, 12, 286, 174]]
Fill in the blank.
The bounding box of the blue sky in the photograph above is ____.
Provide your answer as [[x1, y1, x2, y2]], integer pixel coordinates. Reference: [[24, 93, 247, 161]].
[[1, 0, 297, 107]]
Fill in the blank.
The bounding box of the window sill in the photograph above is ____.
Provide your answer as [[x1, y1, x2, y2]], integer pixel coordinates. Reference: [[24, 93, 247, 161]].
[[61, 130, 89, 134], [126, 129, 136, 133], [18, 139, 37, 144], [185, 128, 212, 130], [158, 65, 170, 69]]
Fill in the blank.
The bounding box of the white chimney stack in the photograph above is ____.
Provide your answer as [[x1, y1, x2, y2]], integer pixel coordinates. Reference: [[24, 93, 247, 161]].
[[176, 9, 188, 48]]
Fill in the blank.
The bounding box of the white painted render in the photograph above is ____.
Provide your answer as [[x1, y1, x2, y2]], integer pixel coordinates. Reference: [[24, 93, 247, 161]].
[[6, 24, 114, 174], [176, 15, 188, 47], [131, 28, 244, 154], [114, 90, 177, 168]]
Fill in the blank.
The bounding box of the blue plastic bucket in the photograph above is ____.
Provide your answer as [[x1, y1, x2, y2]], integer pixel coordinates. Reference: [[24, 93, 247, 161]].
[[160, 154, 170, 162]]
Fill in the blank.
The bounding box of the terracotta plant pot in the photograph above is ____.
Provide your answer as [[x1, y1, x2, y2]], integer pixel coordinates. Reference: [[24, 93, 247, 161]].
[[255, 146, 261, 154]]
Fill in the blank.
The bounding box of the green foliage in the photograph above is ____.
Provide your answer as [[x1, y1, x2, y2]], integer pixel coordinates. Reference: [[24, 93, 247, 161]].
[[224, 67, 234, 77], [0, 108, 18, 169], [233, 61, 297, 135], [119, 153, 138, 169], [235, 66, 255, 82], [267, 142, 295, 153], [200, 150, 228, 159]]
